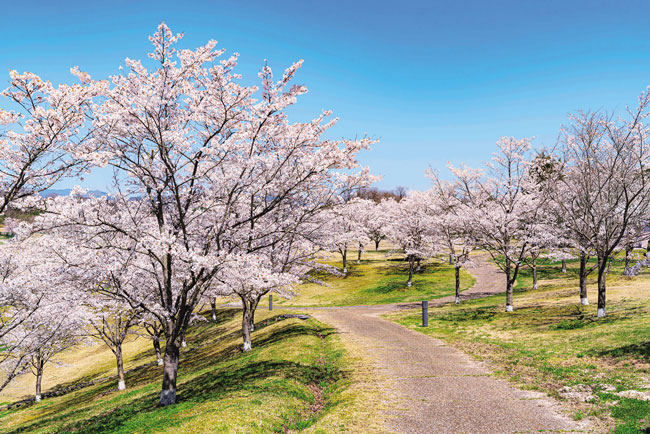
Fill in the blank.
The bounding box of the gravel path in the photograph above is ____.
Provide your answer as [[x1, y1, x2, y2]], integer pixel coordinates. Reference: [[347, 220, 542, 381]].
[[307, 255, 589, 433]]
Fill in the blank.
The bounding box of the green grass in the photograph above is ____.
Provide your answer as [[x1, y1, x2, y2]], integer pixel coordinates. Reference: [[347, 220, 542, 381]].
[[510, 250, 646, 292], [0, 308, 371, 434], [274, 248, 474, 307], [388, 255, 650, 433]]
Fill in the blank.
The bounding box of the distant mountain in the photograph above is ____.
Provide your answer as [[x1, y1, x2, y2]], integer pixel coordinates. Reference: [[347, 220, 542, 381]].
[[40, 189, 108, 198]]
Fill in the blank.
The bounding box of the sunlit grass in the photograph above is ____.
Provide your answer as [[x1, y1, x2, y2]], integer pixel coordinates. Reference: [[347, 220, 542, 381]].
[[0, 309, 378, 433], [388, 256, 650, 433], [274, 246, 474, 307]]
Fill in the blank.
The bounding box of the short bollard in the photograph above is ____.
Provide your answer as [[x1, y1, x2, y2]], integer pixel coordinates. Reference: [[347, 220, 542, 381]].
[[422, 300, 428, 327], [269, 294, 273, 311]]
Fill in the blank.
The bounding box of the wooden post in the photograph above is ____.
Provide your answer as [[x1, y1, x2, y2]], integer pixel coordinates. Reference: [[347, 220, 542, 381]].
[[269, 294, 273, 311], [422, 300, 428, 327]]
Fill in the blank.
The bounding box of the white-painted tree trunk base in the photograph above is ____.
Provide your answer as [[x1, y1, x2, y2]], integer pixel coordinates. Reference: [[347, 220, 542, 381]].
[[416, 266, 421, 272], [243, 341, 252, 351], [407, 281, 412, 287], [160, 390, 176, 406], [118, 380, 126, 390], [505, 305, 514, 312], [211, 313, 216, 321], [343, 267, 347, 273], [157, 358, 163, 366], [181, 341, 187, 348], [35, 394, 41, 402], [533, 283, 538, 290], [455, 296, 460, 304], [581, 297, 589, 305], [356, 260, 360, 264], [250, 324, 255, 332], [597, 308, 606, 317]]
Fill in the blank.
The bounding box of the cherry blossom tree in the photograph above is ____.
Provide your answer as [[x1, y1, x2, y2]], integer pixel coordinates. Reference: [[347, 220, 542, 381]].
[[213, 254, 296, 351], [552, 104, 650, 317], [450, 137, 540, 312], [86, 298, 140, 391], [323, 199, 372, 273], [0, 235, 76, 393], [35, 23, 373, 406], [0, 234, 85, 400], [142, 317, 165, 366], [361, 199, 390, 251], [24, 303, 84, 402], [520, 152, 569, 292], [0, 68, 102, 213], [426, 172, 478, 303], [384, 193, 437, 287], [210, 207, 338, 351]]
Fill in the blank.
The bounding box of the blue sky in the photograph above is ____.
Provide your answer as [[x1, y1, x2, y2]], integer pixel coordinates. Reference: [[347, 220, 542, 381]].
[[2, 0, 650, 190]]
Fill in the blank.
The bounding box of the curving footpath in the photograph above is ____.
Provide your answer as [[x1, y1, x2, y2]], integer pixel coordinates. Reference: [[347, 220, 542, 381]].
[[305, 255, 590, 434]]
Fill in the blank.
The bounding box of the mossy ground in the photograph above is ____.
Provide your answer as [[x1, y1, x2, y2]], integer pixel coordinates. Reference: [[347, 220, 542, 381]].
[[389, 251, 650, 433]]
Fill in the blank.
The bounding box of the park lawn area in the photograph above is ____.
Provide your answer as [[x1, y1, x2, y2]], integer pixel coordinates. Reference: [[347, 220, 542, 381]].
[[388, 254, 650, 433], [274, 247, 475, 307], [0, 308, 380, 434], [509, 249, 646, 291]]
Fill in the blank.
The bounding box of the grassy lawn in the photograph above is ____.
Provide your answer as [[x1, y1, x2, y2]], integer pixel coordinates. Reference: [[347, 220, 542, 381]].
[[273, 247, 475, 307], [0, 308, 377, 434], [388, 253, 650, 433]]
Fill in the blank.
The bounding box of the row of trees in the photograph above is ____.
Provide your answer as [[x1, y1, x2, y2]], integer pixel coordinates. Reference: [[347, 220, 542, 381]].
[[0, 24, 374, 406], [1, 22, 649, 409], [330, 112, 650, 318]]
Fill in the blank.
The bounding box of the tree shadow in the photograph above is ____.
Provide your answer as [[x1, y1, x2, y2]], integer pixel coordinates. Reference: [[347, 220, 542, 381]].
[[2, 312, 298, 422], [4, 321, 341, 434], [595, 341, 650, 363]]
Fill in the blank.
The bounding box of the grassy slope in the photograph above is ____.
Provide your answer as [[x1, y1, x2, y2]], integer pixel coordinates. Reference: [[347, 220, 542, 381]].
[[274, 247, 475, 307], [0, 309, 380, 434], [0, 243, 466, 433], [389, 253, 650, 433]]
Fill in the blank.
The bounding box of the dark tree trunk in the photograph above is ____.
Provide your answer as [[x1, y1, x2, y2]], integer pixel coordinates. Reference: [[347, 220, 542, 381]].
[[241, 298, 252, 351], [625, 245, 632, 270], [449, 254, 453, 265], [180, 329, 187, 348], [454, 266, 461, 304], [416, 257, 421, 272], [561, 259, 567, 273], [579, 252, 589, 305], [597, 255, 608, 317], [159, 342, 180, 406], [505, 278, 514, 311], [35, 363, 43, 402], [210, 299, 217, 322], [249, 295, 262, 332], [115, 344, 126, 390], [357, 242, 362, 263], [505, 259, 514, 312], [375, 240, 380, 251], [532, 256, 538, 290], [342, 249, 348, 273], [406, 256, 414, 287], [153, 336, 163, 366]]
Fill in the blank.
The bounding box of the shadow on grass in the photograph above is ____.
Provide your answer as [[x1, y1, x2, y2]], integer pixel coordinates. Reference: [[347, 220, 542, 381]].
[[435, 306, 499, 322], [596, 341, 650, 363], [4, 321, 339, 434]]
